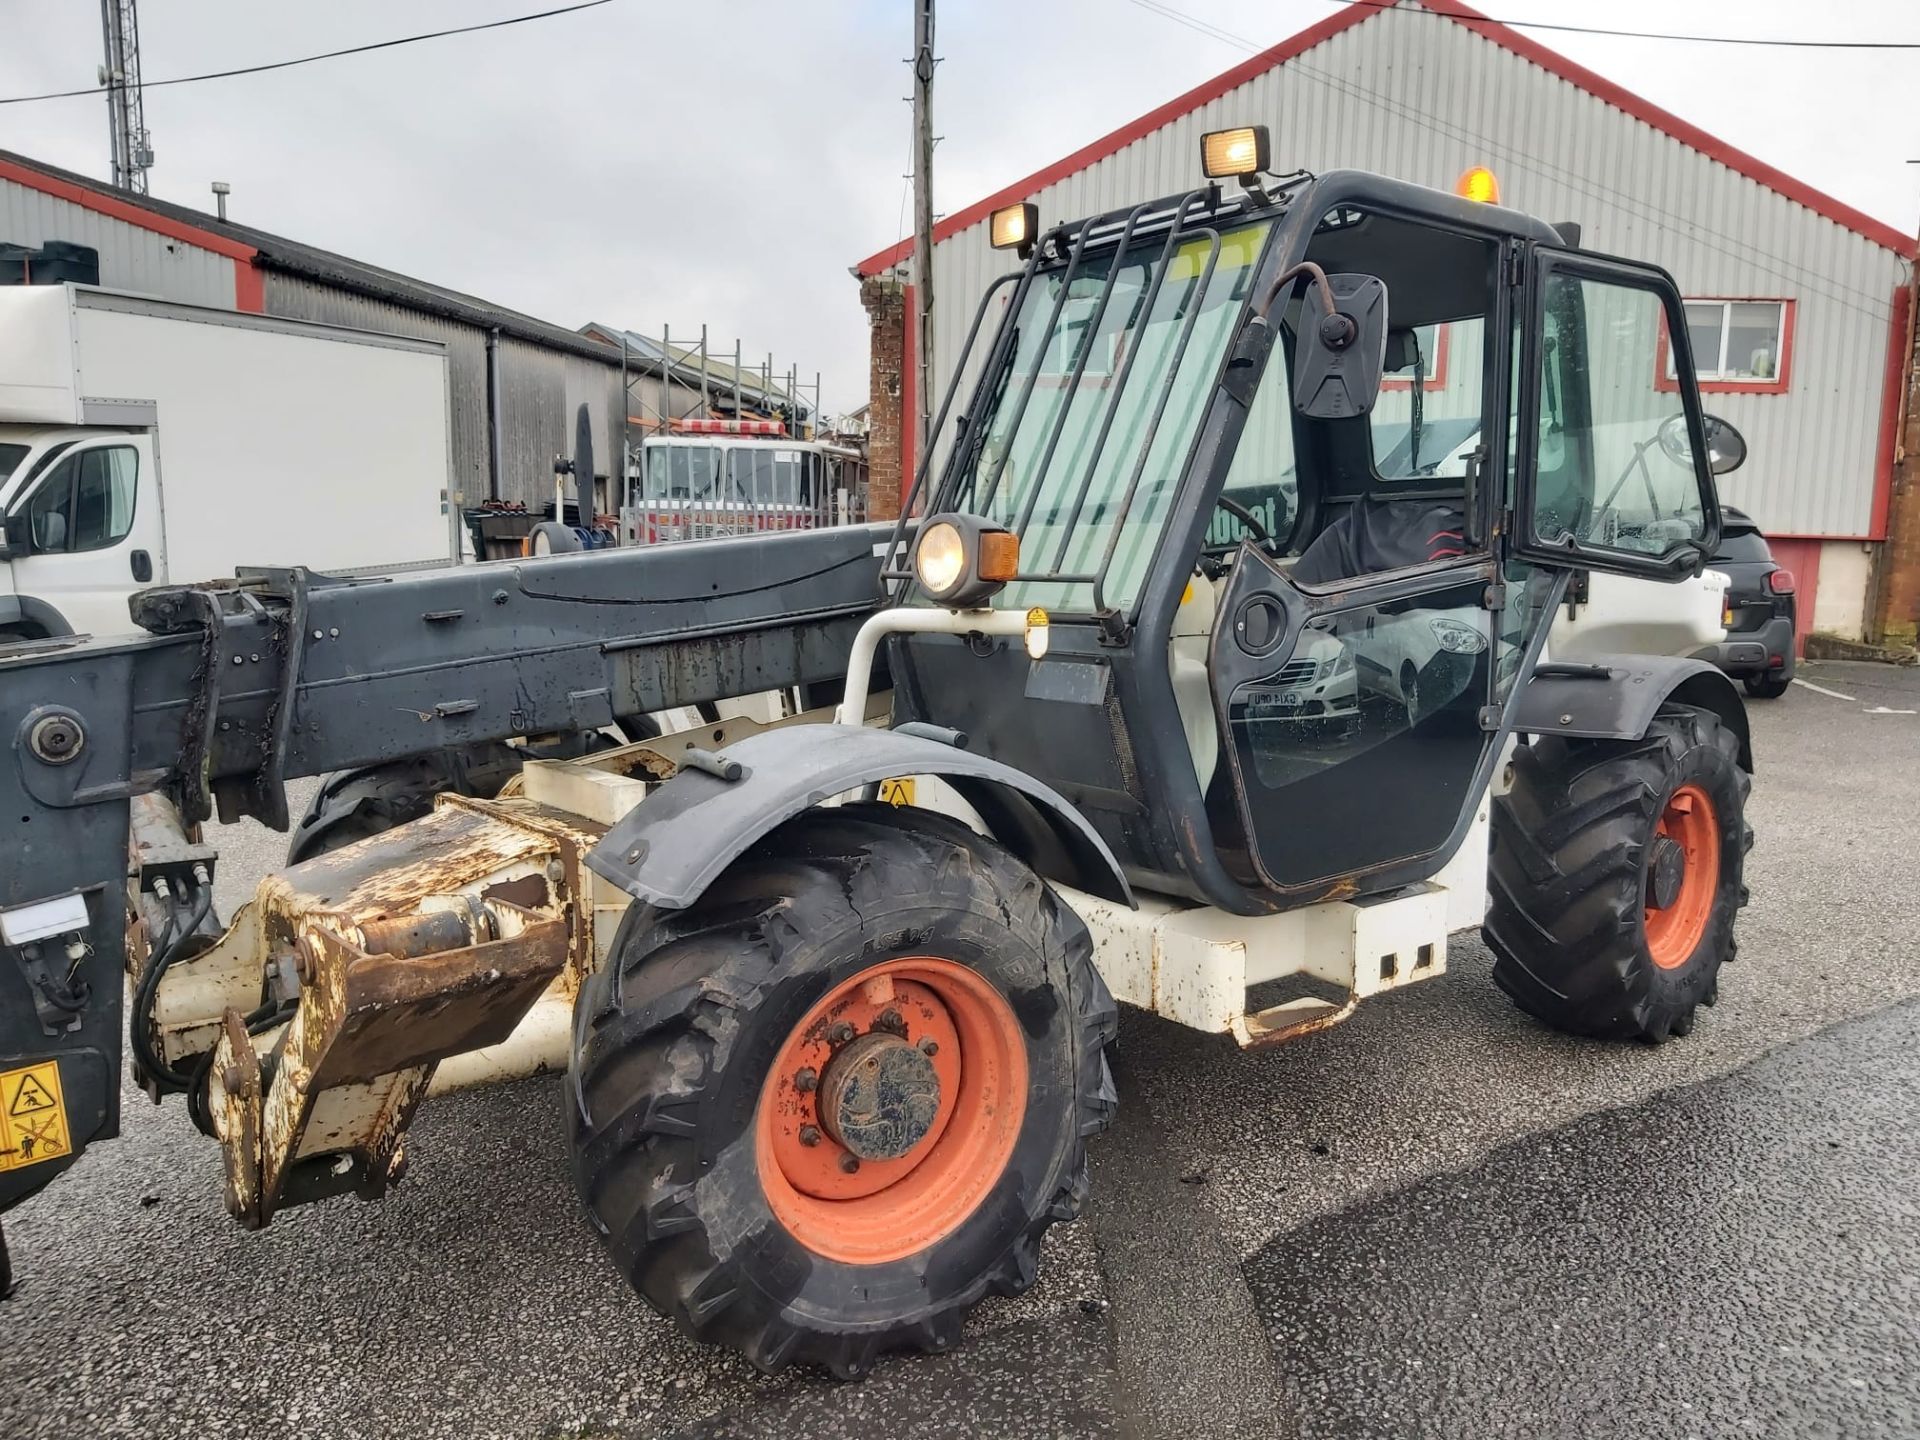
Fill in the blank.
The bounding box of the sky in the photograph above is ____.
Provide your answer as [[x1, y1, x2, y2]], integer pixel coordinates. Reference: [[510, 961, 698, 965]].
[[2, 1, 1916, 414]]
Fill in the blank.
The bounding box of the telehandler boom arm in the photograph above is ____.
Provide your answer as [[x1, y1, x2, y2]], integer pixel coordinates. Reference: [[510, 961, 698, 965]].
[[0, 523, 887, 1208]]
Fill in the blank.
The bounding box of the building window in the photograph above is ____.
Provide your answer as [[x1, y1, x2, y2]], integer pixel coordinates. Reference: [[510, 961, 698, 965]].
[[1659, 298, 1794, 394], [1380, 322, 1449, 391]]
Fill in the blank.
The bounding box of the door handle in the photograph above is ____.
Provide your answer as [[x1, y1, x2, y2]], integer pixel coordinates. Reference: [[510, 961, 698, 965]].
[[130, 549, 152, 582]]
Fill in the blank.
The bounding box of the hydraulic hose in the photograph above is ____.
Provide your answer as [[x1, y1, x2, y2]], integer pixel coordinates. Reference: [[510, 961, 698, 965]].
[[131, 869, 214, 1093]]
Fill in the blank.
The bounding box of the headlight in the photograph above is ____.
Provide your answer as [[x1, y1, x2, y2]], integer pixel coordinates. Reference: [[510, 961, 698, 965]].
[[915, 522, 967, 596], [990, 202, 1039, 256], [911, 512, 1019, 609], [1201, 125, 1270, 180], [1429, 618, 1487, 655], [1321, 648, 1354, 679]]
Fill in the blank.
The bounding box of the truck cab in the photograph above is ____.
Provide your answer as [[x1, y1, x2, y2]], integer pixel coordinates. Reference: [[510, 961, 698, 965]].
[[0, 423, 161, 640]]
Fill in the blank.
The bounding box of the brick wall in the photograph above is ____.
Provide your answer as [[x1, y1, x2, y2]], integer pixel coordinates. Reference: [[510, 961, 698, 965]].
[[1872, 279, 1920, 645], [861, 276, 907, 521]]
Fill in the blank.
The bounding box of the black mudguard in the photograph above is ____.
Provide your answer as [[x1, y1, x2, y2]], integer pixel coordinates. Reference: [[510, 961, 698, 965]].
[[585, 724, 1134, 909], [1512, 654, 1753, 769]]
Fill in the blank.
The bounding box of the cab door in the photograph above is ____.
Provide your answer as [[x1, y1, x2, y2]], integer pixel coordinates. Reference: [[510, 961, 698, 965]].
[[1207, 553, 1503, 901], [5, 437, 158, 637], [1199, 210, 1520, 904], [1512, 252, 1722, 580]]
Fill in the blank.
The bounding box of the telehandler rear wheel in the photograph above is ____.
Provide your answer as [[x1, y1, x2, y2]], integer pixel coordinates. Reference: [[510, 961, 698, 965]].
[[567, 803, 1117, 1377], [1484, 703, 1751, 1043]]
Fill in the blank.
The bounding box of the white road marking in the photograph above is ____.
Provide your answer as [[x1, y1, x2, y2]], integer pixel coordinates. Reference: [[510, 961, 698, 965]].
[[1792, 677, 1859, 703], [1864, 706, 1917, 715]]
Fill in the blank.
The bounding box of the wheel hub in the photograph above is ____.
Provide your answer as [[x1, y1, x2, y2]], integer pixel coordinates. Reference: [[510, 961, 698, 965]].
[[818, 1031, 942, 1161], [756, 957, 1029, 1265], [1646, 833, 1687, 910]]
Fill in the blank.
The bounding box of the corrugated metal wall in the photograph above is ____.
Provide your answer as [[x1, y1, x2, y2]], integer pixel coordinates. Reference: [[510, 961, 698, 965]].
[[265, 274, 629, 512], [2, 176, 239, 308], [922, 1, 1908, 538], [9, 174, 712, 518]]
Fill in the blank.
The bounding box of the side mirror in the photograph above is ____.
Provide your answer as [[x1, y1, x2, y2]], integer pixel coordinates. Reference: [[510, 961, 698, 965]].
[[1292, 273, 1389, 420], [1701, 414, 1746, 476], [1658, 412, 1748, 477], [0, 511, 27, 556]]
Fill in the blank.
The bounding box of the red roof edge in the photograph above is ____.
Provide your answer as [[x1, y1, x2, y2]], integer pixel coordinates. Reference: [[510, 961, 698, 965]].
[[855, 0, 1915, 277], [0, 156, 260, 265], [1422, 0, 1915, 259], [852, 1, 1381, 277]]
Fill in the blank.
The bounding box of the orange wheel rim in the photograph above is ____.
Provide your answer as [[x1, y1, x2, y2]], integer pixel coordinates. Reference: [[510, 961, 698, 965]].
[[755, 957, 1028, 1266], [1644, 783, 1720, 970]]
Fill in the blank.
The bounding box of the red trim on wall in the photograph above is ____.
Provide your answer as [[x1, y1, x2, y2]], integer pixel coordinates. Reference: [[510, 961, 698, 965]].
[[901, 282, 919, 506], [1654, 298, 1795, 396], [1762, 536, 1821, 658], [0, 155, 267, 312], [1870, 283, 1914, 543], [1381, 322, 1450, 391], [232, 262, 265, 313], [0, 157, 257, 263], [855, 0, 1915, 277]]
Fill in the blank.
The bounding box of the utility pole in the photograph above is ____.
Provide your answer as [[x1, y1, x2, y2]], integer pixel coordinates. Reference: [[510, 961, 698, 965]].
[[99, 0, 153, 194], [911, 0, 937, 465]]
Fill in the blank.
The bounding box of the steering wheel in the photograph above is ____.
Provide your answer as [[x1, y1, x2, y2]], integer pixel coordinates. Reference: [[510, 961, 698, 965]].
[[1209, 495, 1274, 552], [1656, 411, 1693, 467]]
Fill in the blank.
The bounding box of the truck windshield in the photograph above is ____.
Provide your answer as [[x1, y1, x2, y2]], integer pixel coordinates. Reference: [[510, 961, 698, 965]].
[[939, 217, 1274, 613], [0, 443, 26, 490]]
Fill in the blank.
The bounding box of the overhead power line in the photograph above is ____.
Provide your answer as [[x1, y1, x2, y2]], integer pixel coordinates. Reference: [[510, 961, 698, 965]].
[[1127, 0, 1920, 51], [0, 0, 615, 106], [1335, 0, 1920, 51], [1120, 0, 1900, 323]]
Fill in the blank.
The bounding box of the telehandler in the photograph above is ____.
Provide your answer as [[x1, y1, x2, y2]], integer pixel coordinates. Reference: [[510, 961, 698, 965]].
[[0, 133, 1752, 1377]]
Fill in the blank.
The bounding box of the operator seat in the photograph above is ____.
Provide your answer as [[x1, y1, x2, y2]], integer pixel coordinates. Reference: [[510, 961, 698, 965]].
[[1291, 496, 1466, 584]]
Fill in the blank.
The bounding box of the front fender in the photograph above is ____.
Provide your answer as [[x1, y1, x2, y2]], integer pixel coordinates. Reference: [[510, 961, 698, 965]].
[[1514, 654, 1752, 770], [584, 724, 1134, 909]]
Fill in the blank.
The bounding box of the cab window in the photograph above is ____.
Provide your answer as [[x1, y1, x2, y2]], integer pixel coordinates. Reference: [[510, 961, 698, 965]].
[[1534, 272, 1707, 558], [25, 447, 137, 553]]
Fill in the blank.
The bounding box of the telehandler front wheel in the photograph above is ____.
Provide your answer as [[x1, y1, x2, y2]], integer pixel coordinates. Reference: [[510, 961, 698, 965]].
[[1484, 703, 1751, 1044], [568, 804, 1117, 1377]]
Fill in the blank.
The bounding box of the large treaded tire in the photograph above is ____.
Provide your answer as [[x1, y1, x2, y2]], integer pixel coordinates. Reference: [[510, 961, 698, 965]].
[[567, 803, 1118, 1377], [1484, 703, 1751, 1043]]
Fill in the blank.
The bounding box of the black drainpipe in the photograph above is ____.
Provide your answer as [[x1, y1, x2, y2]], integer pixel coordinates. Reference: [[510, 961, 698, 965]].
[[485, 326, 504, 503]]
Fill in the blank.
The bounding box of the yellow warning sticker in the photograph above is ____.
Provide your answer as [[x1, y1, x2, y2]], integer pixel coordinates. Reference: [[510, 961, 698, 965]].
[[877, 777, 916, 807], [0, 1061, 70, 1173]]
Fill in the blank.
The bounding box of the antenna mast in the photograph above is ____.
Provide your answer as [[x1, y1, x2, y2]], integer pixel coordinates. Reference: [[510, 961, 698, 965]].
[[99, 0, 154, 194]]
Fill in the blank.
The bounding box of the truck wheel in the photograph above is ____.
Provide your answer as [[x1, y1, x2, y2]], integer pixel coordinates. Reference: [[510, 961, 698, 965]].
[[528, 521, 581, 555], [568, 803, 1117, 1376], [1744, 673, 1791, 699], [1484, 704, 1751, 1043]]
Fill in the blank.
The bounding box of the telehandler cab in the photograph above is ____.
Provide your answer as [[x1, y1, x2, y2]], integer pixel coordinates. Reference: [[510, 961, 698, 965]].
[[0, 137, 1752, 1377]]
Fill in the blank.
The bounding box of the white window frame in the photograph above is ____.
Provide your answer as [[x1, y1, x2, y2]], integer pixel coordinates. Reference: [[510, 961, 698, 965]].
[[1669, 298, 1791, 386]]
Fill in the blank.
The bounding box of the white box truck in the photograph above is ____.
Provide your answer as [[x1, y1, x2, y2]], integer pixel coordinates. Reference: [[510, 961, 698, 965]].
[[0, 284, 461, 640]]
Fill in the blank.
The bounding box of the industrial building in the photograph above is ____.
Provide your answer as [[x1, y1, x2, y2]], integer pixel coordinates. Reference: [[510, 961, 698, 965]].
[[0, 148, 800, 516], [856, 0, 1916, 645]]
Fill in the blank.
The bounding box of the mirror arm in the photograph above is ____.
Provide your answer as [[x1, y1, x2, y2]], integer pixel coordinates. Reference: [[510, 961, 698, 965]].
[[1258, 260, 1340, 327]]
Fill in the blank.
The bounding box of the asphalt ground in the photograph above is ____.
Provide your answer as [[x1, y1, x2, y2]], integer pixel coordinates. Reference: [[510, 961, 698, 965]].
[[6, 659, 1919, 1439]]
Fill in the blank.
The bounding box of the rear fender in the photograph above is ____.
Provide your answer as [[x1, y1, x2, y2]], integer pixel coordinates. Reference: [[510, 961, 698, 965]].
[[1514, 654, 1752, 769], [584, 724, 1133, 909]]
